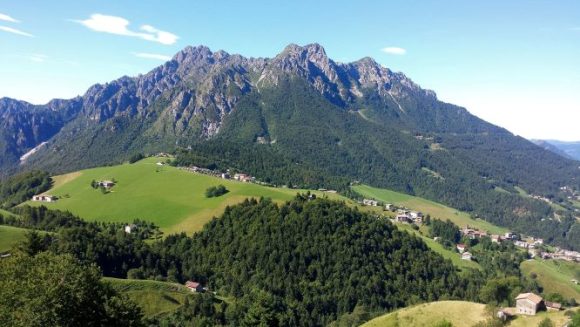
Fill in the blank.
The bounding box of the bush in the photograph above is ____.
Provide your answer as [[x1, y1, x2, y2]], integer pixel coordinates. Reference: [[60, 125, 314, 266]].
[[538, 317, 554, 327], [128, 153, 145, 164], [205, 185, 228, 198]]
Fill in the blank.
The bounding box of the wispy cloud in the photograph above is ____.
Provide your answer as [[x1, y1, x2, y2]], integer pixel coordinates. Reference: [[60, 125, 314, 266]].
[[133, 52, 172, 61], [381, 47, 407, 55], [0, 25, 33, 37], [0, 13, 19, 23], [74, 14, 179, 45], [29, 54, 48, 62]]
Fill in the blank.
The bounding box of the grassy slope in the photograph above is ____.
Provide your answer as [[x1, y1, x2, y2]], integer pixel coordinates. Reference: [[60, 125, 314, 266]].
[[521, 259, 580, 301], [353, 184, 507, 234], [103, 277, 191, 317], [0, 225, 28, 252], [507, 309, 577, 327], [361, 301, 576, 327], [361, 301, 487, 327], [396, 224, 481, 272], [25, 157, 346, 235]]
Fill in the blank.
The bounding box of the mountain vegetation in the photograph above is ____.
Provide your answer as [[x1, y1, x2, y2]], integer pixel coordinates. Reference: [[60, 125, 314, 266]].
[[1, 43, 576, 249], [0, 170, 51, 208], [3, 196, 487, 326], [0, 252, 143, 327]]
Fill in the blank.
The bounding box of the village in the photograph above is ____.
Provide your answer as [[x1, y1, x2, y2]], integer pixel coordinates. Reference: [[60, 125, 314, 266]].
[[361, 197, 580, 264]]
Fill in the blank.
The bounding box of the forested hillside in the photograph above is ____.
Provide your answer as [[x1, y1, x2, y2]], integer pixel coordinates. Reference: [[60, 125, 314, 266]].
[[1, 43, 579, 249], [1, 196, 489, 326]]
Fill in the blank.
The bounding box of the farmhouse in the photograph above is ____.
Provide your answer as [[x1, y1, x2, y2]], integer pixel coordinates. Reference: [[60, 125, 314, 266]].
[[514, 240, 529, 249], [185, 281, 203, 293], [385, 203, 394, 211], [545, 301, 562, 311], [396, 214, 410, 223], [124, 224, 137, 234], [515, 293, 543, 315], [97, 180, 115, 188], [461, 227, 488, 239], [461, 252, 472, 261], [491, 234, 502, 243], [456, 244, 466, 253], [31, 194, 56, 202], [233, 173, 253, 182], [409, 211, 423, 219], [504, 231, 518, 241], [363, 199, 379, 206]]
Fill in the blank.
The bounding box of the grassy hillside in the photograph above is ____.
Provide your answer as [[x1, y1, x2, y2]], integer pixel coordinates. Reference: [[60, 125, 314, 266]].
[[521, 259, 580, 301], [0, 225, 28, 252], [25, 157, 345, 235], [353, 184, 507, 234], [361, 301, 487, 327], [396, 224, 481, 272], [103, 277, 191, 317], [361, 301, 576, 327]]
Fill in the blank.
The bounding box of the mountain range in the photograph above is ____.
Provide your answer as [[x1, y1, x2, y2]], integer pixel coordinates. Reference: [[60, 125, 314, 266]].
[[1, 43, 579, 249], [532, 139, 580, 161]]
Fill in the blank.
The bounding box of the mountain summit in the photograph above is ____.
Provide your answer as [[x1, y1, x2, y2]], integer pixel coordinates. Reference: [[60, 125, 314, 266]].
[[1, 43, 579, 249]]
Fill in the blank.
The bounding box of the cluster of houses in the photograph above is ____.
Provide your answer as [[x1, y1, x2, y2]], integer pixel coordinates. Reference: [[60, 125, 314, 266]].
[[361, 199, 425, 225], [455, 243, 473, 261], [31, 194, 57, 202], [231, 173, 255, 183], [497, 292, 562, 320], [460, 226, 580, 263], [180, 166, 257, 184], [560, 185, 580, 201], [394, 209, 424, 225], [541, 248, 580, 262]]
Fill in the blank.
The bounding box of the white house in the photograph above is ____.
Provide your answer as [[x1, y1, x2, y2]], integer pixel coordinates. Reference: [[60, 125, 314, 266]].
[[124, 224, 137, 234], [32, 195, 56, 202], [363, 199, 379, 206], [515, 293, 543, 315], [461, 252, 473, 261]]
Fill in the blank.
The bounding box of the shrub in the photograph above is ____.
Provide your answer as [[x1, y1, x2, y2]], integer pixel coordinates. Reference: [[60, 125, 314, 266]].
[[205, 185, 228, 198]]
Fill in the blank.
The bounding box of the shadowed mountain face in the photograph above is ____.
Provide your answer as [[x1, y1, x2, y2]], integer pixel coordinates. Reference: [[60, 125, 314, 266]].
[[533, 139, 580, 161], [1, 43, 579, 249]]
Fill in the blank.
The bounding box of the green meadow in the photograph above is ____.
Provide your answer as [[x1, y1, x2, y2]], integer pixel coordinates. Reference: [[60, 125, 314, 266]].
[[25, 157, 345, 235], [0, 225, 29, 252], [521, 259, 580, 301], [353, 184, 507, 234], [395, 223, 481, 272], [103, 277, 191, 317], [361, 300, 576, 327], [361, 301, 487, 327]]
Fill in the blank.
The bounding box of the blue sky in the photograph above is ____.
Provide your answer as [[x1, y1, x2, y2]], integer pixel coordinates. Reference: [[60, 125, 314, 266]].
[[1, 0, 579, 140]]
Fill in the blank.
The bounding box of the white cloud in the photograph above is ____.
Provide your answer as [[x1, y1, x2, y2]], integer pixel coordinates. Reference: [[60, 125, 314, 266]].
[[29, 54, 48, 62], [0, 13, 19, 23], [133, 52, 172, 61], [74, 14, 178, 45], [0, 25, 33, 37], [381, 47, 407, 55]]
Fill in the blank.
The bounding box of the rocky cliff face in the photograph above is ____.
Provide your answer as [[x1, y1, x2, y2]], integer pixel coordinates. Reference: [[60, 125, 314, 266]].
[[0, 43, 529, 174]]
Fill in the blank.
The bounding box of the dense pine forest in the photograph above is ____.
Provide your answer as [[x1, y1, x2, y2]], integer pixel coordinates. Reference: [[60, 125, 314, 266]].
[[2, 194, 564, 326]]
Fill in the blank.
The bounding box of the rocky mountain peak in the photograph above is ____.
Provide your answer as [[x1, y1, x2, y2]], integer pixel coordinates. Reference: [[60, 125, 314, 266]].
[[173, 45, 214, 64]]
